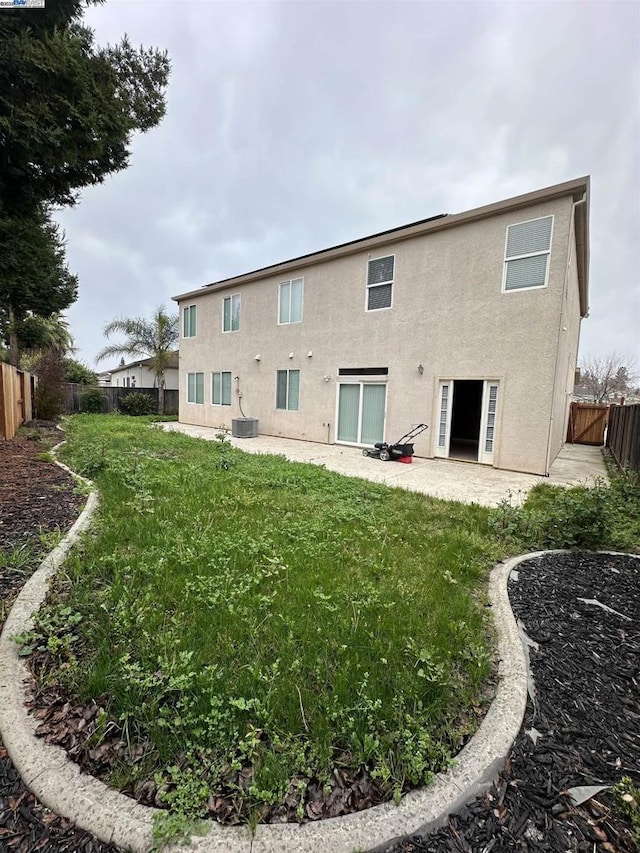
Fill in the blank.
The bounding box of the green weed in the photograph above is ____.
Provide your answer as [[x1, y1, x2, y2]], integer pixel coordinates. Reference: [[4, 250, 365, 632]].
[[0, 543, 38, 575], [13, 604, 83, 663], [489, 469, 640, 553], [612, 777, 640, 846], [151, 811, 209, 850]]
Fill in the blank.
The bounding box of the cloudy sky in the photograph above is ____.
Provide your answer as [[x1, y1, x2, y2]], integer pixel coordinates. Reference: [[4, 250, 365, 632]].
[[56, 0, 640, 372]]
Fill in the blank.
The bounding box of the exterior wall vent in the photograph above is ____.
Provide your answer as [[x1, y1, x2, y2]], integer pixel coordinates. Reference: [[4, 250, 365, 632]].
[[231, 417, 259, 438]]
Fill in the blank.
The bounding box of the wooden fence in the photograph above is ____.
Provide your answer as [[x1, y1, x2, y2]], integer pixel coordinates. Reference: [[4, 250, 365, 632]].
[[607, 404, 640, 472], [62, 385, 179, 416], [566, 401, 609, 445], [0, 364, 35, 440]]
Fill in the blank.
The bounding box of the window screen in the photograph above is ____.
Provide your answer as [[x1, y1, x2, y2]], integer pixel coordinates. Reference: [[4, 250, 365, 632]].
[[279, 278, 303, 324], [212, 371, 232, 405], [223, 294, 240, 331], [504, 216, 553, 291], [276, 370, 300, 411], [367, 256, 394, 310], [183, 305, 196, 337]]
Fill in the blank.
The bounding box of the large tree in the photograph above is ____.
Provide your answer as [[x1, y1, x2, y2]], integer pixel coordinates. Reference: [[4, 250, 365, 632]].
[[0, 209, 77, 364], [0, 0, 170, 364], [96, 306, 179, 413], [0, 1, 170, 214]]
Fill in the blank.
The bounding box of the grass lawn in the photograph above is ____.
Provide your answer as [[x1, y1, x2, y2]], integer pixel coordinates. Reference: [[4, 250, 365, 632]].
[[42, 415, 510, 824]]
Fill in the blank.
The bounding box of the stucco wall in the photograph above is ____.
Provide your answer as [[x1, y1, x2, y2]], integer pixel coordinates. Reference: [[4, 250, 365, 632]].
[[177, 195, 580, 475]]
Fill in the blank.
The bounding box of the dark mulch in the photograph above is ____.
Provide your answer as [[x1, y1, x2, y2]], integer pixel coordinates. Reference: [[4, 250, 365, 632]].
[[0, 423, 120, 853], [381, 551, 640, 853]]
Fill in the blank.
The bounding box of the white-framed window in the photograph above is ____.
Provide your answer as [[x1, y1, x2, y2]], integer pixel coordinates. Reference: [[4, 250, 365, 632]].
[[366, 255, 394, 311], [187, 372, 204, 404], [276, 369, 300, 411], [212, 371, 232, 406], [183, 304, 196, 337], [223, 293, 241, 332], [503, 215, 553, 292], [278, 277, 303, 324]]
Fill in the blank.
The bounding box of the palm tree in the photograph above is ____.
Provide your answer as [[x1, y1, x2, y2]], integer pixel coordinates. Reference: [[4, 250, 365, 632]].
[[2, 310, 76, 367], [96, 306, 178, 414]]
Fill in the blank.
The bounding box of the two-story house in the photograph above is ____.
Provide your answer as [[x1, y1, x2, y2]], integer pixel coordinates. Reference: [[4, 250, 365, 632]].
[[173, 177, 589, 475]]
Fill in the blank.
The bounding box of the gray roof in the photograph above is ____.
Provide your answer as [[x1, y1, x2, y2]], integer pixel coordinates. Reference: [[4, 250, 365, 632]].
[[108, 350, 179, 372]]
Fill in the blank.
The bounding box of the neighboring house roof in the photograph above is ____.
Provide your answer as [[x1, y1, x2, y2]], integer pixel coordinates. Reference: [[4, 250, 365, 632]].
[[172, 176, 590, 317], [108, 351, 179, 373]]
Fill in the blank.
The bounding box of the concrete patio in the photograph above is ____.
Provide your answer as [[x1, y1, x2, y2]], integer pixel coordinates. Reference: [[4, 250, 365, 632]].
[[161, 423, 608, 507]]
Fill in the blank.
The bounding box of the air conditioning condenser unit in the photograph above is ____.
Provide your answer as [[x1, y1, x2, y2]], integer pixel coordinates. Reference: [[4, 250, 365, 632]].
[[231, 417, 259, 438]]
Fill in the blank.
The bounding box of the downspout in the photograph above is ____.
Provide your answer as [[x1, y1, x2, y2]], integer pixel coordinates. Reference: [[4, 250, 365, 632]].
[[544, 193, 587, 476]]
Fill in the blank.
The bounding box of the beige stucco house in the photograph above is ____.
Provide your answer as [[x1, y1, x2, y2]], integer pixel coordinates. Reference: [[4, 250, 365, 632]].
[[173, 177, 589, 475]]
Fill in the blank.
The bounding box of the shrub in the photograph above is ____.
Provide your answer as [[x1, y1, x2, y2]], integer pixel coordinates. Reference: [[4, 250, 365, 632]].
[[489, 471, 640, 554], [33, 348, 66, 420], [118, 391, 155, 416], [79, 389, 107, 413]]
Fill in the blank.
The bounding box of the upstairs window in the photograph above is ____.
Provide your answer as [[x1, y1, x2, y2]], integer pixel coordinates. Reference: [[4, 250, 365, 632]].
[[187, 372, 204, 404], [367, 255, 394, 310], [212, 371, 232, 406], [503, 216, 553, 291], [223, 294, 241, 332], [183, 304, 196, 337], [279, 277, 304, 324], [276, 369, 300, 411]]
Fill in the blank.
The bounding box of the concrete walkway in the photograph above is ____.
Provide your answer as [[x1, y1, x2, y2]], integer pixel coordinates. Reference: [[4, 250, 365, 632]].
[[161, 423, 608, 507]]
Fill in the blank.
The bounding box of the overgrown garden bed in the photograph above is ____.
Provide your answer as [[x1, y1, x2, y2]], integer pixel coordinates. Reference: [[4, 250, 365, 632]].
[[21, 415, 506, 836]]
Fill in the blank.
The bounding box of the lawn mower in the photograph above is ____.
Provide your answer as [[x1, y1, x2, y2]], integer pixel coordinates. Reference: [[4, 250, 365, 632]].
[[362, 423, 429, 462]]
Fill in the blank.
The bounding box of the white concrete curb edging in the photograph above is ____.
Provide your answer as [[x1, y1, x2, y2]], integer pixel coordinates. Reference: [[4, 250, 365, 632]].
[[0, 447, 537, 853]]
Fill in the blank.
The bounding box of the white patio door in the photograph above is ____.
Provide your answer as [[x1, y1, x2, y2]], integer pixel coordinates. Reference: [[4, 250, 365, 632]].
[[435, 381, 452, 458], [337, 383, 386, 445], [478, 381, 499, 465], [435, 380, 499, 464]]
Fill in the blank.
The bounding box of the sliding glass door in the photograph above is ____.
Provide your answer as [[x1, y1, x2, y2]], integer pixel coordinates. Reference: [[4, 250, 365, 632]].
[[337, 383, 386, 445]]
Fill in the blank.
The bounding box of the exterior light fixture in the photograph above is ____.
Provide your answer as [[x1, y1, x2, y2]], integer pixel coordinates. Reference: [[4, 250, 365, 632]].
[[289, 352, 294, 359], [254, 354, 261, 361], [307, 351, 313, 358], [418, 363, 424, 375]]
